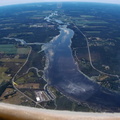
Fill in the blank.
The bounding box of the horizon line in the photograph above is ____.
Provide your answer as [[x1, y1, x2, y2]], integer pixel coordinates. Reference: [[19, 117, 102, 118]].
[[0, 1, 120, 7]]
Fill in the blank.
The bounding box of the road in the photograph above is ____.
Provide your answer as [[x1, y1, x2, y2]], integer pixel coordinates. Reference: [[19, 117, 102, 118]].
[[11, 43, 56, 108], [26, 67, 43, 78], [72, 22, 120, 80], [11, 46, 44, 108]]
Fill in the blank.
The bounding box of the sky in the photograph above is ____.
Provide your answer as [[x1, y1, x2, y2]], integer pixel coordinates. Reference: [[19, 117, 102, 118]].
[[0, 0, 120, 6]]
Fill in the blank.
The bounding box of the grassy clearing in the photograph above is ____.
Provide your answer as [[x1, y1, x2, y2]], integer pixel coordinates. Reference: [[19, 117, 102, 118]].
[[71, 16, 108, 26], [83, 25, 106, 28], [1, 91, 22, 105], [8, 32, 33, 37], [81, 15, 95, 18], [0, 44, 30, 55], [0, 67, 12, 84], [71, 16, 108, 25], [85, 31, 101, 34], [17, 47, 30, 54], [71, 17, 84, 20], [76, 20, 108, 24], [0, 44, 17, 54], [116, 37, 120, 39], [16, 72, 36, 84], [29, 17, 43, 20], [2, 19, 14, 22], [42, 10, 52, 14], [0, 58, 26, 62]]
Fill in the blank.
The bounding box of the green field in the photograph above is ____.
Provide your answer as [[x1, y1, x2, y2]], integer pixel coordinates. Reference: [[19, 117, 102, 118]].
[[116, 37, 120, 40], [76, 20, 108, 24], [80, 15, 95, 18], [17, 48, 30, 54], [0, 67, 12, 84], [83, 25, 106, 28], [0, 58, 25, 62], [0, 44, 17, 54], [0, 44, 30, 54], [70, 16, 108, 27], [16, 72, 36, 84], [85, 31, 101, 34]]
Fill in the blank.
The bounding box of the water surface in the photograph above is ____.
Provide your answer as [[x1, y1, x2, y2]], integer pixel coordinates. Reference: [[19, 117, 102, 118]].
[[43, 12, 120, 111]]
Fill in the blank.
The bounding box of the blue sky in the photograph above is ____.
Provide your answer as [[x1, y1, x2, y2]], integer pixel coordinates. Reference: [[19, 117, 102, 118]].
[[0, 0, 120, 6]]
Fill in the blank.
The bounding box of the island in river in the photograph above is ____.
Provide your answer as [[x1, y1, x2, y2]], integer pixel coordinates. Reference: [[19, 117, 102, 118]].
[[0, 2, 120, 112]]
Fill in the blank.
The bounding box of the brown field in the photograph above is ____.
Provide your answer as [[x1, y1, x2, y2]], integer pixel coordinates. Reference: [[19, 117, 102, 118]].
[[17, 83, 39, 89], [1, 91, 23, 105]]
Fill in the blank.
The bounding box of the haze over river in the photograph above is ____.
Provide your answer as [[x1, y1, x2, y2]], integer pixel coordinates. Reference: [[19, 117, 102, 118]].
[[43, 12, 120, 111]]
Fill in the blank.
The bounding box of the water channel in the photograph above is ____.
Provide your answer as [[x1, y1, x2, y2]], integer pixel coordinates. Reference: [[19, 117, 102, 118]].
[[43, 12, 120, 111]]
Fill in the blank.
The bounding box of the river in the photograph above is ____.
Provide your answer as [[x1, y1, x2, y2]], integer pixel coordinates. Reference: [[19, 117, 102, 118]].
[[43, 12, 120, 111]]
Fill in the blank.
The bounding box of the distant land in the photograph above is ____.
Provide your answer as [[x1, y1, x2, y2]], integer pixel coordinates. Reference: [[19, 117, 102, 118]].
[[0, 0, 120, 7]]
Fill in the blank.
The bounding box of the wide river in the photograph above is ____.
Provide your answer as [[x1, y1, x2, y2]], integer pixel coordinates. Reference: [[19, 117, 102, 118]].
[[43, 12, 120, 111]]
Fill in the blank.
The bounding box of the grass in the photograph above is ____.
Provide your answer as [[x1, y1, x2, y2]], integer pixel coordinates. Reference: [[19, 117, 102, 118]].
[[0, 44, 30, 55], [85, 31, 101, 34], [1, 91, 22, 105], [83, 25, 106, 28], [116, 37, 120, 39], [71, 16, 108, 25], [76, 20, 108, 24], [0, 44, 17, 54], [0, 58, 25, 62], [71, 17, 84, 20], [71, 16, 108, 26], [42, 11, 52, 14], [17, 47, 30, 54], [81, 15, 95, 18], [8, 32, 33, 37], [0, 67, 12, 84], [16, 72, 36, 84], [16, 77, 25, 84]]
